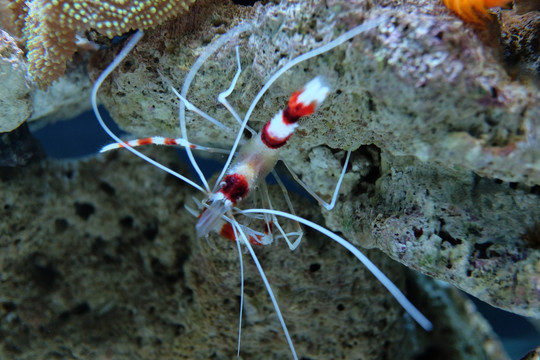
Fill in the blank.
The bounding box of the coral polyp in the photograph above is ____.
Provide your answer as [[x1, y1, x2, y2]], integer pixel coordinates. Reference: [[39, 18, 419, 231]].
[[7, 0, 195, 88]]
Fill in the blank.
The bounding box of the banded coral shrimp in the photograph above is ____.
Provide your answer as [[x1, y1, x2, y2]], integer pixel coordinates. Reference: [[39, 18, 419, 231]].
[[91, 16, 433, 360]]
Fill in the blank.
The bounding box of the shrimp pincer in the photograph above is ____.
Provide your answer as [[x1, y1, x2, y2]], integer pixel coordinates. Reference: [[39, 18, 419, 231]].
[[196, 76, 330, 238]]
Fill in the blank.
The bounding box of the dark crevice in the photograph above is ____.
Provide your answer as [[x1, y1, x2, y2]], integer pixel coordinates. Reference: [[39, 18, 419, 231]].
[[309, 263, 321, 272], [99, 181, 116, 196], [29, 253, 61, 290], [439, 219, 462, 246], [440, 230, 462, 246], [74, 202, 95, 220], [474, 242, 494, 259], [143, 222, 159, 241]]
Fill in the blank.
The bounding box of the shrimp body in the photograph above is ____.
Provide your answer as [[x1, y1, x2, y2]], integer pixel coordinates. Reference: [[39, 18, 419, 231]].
[[443, 0, 511, 23], [196, 76, 330, 238]]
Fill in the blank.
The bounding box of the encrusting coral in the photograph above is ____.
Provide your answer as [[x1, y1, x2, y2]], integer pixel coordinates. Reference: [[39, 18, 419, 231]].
[[7, 0, 195, 88]]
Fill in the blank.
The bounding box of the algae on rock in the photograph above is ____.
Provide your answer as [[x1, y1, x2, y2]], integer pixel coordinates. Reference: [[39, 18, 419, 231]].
[[91, 0, 540, 318], [0, 0, 537, 357], [0, 149, 508, 359]]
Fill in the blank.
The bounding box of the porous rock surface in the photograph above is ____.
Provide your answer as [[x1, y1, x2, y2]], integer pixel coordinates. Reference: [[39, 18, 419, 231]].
[[0, 18, 94, 131], [91, 0, 540, 318], [28, 66, 92, 124], [0, 149, 508, 359], [0, 29, 31, 132]]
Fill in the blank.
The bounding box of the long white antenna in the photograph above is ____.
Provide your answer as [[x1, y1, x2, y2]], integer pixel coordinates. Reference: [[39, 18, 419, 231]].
[[91, 30, 205, 193], [231, 223, 245, 358], [178, 23, 252, 193], [241, 208, 434, 332], [233, 221, 298, 360], [216, 17, 387, 186]]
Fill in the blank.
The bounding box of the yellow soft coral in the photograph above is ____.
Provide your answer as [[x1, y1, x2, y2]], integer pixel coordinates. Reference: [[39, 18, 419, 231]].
[[443, 0, 512, 24], [8, 0, 195, 88]]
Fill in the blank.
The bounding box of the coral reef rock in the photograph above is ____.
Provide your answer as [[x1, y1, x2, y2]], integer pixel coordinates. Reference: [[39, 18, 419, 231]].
[[0, 30, 92, 132], [0, 122, 44, 166], [91, 0, 540, 318], [0, 149, 508, 359], [0, 29, 31, 133]]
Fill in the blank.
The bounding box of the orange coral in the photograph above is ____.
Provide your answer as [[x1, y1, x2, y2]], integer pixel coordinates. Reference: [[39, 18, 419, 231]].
[[8, 0, 196, 89], [443, 0, 512, 24]]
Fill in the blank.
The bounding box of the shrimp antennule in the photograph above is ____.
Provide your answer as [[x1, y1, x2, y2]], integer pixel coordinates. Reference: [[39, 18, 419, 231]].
[[100, 136, 231, 154]]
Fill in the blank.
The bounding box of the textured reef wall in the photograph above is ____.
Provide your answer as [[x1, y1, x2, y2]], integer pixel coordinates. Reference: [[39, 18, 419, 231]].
[[1, 0, 539, 358], [91, 0, 540, 318], [0, 29, 31, 132], [1, 149, 507, 358]]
